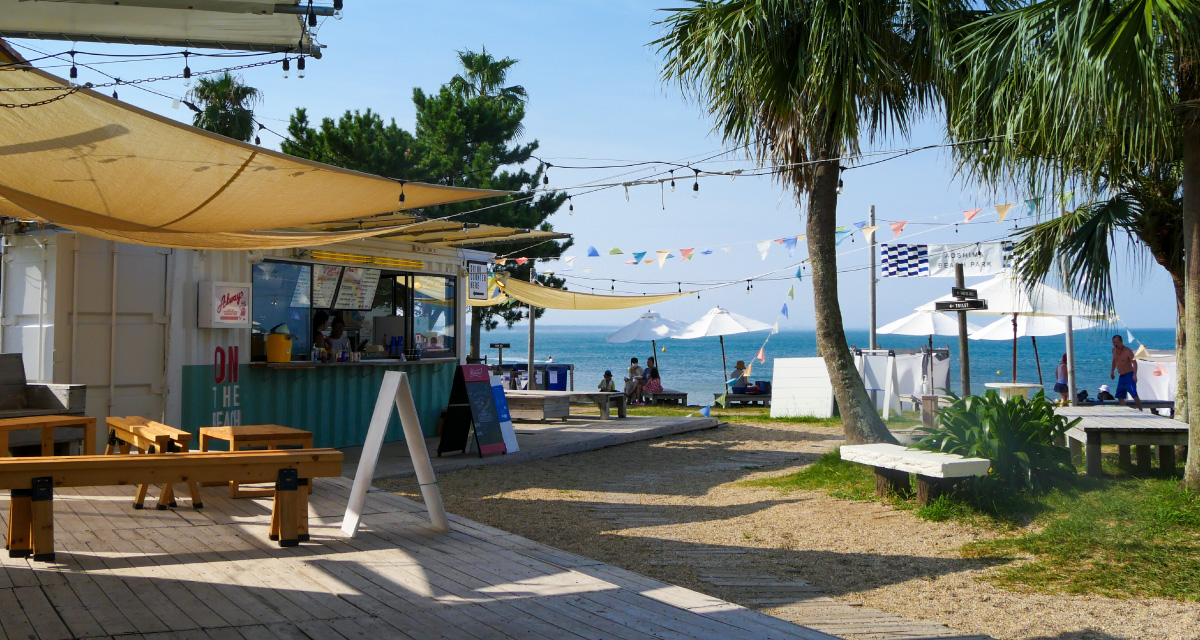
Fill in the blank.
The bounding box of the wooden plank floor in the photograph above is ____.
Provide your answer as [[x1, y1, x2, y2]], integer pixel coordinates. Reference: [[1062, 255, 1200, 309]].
[[0, 476, 835, 640]]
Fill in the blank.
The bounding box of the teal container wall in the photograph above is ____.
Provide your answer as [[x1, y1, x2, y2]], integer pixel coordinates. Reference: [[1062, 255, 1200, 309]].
[[180, 362, 456, 448]]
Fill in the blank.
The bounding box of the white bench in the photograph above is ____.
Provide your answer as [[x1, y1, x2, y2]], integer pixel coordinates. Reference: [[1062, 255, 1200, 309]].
[[840, 443, 990, 505]]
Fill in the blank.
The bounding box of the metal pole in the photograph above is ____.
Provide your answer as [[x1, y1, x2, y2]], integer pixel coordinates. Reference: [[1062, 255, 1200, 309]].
[[1065, 316, 1078, 405], [1012, 313, 1019, 383], [869, 205, 878, 349], [720, 335, 729, 388], [955, 263, 971, 396], [1032, 336, 1043, 386], [527, 267, 536, 390]]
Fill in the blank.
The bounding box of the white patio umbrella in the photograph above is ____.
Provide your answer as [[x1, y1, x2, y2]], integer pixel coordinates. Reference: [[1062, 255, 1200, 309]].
[[673, 307, 773, 385], [605, 310, 689, 366], [970, 315, 1099, 385]]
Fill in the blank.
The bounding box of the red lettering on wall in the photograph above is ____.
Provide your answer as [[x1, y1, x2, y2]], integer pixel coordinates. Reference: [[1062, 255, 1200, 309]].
[[229, 346, 239, 383], [214, 347, 226, 384]]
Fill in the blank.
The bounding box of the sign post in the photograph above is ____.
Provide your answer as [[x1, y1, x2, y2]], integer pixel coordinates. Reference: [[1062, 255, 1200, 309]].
[[489, 342, 511, 366]]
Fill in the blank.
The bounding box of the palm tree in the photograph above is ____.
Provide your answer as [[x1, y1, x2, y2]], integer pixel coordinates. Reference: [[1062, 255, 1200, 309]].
[[946, 0, 1200, 488], [449, 47, 528, 106], [655, 0, 974, 444], [186, 72, 262, 142]]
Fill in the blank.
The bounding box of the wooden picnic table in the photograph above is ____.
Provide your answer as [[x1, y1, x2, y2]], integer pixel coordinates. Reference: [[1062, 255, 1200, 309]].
[[506, 390, 627, 420], [716, 392, 771, 407], [0, 415, 95, 457], [199, 425, 315, 497], [1056, 405, 1189, 477]]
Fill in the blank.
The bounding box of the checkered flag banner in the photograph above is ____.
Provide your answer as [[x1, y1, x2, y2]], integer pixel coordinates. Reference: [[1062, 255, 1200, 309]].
[[882, 243, 929, 277]]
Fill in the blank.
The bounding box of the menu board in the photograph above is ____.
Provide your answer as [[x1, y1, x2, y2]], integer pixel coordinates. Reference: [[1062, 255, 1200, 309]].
[[312, 265, 343, 308], [438, 364, 507, 458], [332, 267, 382, 310], [289, 266, 311, 308]]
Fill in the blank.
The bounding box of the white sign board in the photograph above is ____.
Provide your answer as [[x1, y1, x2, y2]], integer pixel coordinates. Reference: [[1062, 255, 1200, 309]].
[[333, 267, 382, 310], [311, 264, 344, 308], [770, 357, 836, 418], [197, 281, 252, 328], [927, 242, 1013, 277], [468, 261, 490, 300]]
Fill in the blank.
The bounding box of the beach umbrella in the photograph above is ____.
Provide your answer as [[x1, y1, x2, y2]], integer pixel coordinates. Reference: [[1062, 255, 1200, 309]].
[[969, 315, 1099, 385], [673, 307, 773, 386], [605, 310, 689, 366]]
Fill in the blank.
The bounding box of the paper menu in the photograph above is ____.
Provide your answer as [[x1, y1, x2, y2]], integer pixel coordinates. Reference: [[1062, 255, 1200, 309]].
[[333, 267, 382, 310], [312, 265, 344, 308]]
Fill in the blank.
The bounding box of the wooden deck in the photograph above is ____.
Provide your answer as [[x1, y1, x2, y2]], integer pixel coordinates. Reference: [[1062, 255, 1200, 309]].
[[0, 475, 834, 640]]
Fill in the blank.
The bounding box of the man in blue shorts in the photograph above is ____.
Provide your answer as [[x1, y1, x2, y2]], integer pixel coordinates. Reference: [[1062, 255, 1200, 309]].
[[1110, 335, 1143, 411]]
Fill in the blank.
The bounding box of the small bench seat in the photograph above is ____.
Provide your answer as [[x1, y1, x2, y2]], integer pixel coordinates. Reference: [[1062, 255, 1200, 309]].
[[840, 443, 990, 505], [643, 389, 687, 406], [504, 392, 570, 422]]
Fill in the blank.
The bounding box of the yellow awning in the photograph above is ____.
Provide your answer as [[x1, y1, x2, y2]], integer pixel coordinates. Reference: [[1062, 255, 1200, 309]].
[[483, 273, 695, 311], [0, 65, 510, 234]]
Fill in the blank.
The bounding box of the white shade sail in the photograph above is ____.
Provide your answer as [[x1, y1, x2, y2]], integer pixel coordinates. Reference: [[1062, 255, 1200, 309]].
[[878, 311, 981, 336], [969, 315, 1099, 341], [605, 311, 689, 343], [916, 272, 1109, 319], [674, 307, 773, 339]]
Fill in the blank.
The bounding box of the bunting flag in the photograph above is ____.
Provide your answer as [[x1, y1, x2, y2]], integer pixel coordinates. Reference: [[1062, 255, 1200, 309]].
[[835, 229, 853, 246], [644, 259, 654, 264], [715, 393, 727, 407], [853, 221, 866, 230], [1154, 363, 1168, 377], [722, 246, 732, 253], [861, 225, 878, 242], [963, 208, 982, 222], [632, 251, 647, 263], [515, 257, 528, 265], [781, 303, 789, 319], [795, 266, 803, 280], [680, 248, 695, 260], [609, 247, 623, 255], [1024, 197, 1042, 216], [787, 285, 795, 300], [774, 238, 785, 244], [1059, 191, 1074, 210], [564, 256, 577, 267], [725, 376, 740, 386], [582, 268, 591, 273], [699, 405, 711, 417], [995, 203, 1013, 222], [624, 260, 636, 264], [756, 240, 772, 260], [755, 346, 765, 363], [782, 236, 798, 257], [771, 321, 780, 334], [745, 363, 753, 377], [587, 246, 600, 257], [495, 258, 508, 265], [656, 250, 671, 269], [1126, 330, 1136, 344], [889, 221, 907, 237], [701, 249, 713, 255]]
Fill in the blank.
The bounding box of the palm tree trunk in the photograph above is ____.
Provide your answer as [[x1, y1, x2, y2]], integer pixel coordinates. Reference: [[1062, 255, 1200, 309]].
[[804, 156, 896, 445], [1181, 55, 1200, 491]]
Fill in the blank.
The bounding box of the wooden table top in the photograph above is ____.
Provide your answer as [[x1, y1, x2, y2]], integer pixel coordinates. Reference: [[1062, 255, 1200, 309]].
[[199, 424, 312, 441], [0, 414, 93, 429], [1057, 405, 1189, 432]]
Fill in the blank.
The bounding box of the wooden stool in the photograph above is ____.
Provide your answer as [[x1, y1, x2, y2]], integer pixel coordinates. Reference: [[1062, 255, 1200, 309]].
[[199, 425, 315, 498]]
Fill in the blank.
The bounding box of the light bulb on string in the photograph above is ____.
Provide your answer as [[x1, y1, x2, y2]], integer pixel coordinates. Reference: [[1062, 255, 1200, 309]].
[[282, 57, 290, 79], [623, 184, 630, 202], [112, 90, 118, 100], [611, 280, 615, 292], [669, 170, 676, 192], [398, 180, 406, 204], [543, 163, 551, 185], [567, 196, 574, 214], [182, 51, 191, 86], [955, 224, 959, 234], [333, 0, 344, 19], [837, 178, 844, 194], [692, 168, 700, 193], [68, 51, 77, 81], [307, 0, 318, 26], [297, 56, 306, 79]]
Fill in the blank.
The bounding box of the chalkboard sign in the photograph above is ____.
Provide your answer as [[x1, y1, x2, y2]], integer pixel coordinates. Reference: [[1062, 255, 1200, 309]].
[[438, 364, 508, 457]]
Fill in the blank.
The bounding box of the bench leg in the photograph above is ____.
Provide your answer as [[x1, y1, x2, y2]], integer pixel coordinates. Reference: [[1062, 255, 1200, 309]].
[[104, 429, 118, 456], [273, 469, 300, 547], [1136, 445, 1153, 472], [7, 489, 32, 557], [1069, 438, 1083, 468], [916, 477, 948, 506], [873, 467, 911, 499], [1086, 432, 1103, 477], [30, 477, 54, 562], [616, 397, 627, 419], [156, 483, 177, 510], [1118, 445, 1132, 470], [1159, 446, 1176, 474], [297, 479, 310, 542], [188, 482, 204, 509], [133, 483, 150, 509], [598, 400, 610, 420]]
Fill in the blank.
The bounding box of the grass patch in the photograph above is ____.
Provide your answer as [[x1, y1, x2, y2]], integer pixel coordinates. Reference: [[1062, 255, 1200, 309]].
[[750, 446, 1200, 600]]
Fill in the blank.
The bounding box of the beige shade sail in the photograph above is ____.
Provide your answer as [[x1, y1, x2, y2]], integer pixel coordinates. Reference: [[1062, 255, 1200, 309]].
[[0, 65, 510, 233], [485, 273, 694, 311], [57, 223, 414, 250]]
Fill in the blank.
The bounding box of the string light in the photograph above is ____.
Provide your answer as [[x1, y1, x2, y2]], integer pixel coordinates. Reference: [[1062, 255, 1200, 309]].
[[68, 51, 77, 80], [333, 0, 344, 19], [692, 168, 700, 192], [297, 56, 306, 79], [543, 162, 551, 185], [398, 180, 407, 204], [307, 0, 318, 27], [982, 139, 991, 156], [111, 90, 118, 99], [567, 196, 573, 214], [282, 57, 290, 79], [182, 51, 191, 86], [670, 170, 676, 192], [837, 178, 844, 194]]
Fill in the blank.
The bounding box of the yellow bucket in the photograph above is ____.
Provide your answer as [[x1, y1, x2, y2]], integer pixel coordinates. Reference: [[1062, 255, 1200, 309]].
[[266, 333, 293, 363]]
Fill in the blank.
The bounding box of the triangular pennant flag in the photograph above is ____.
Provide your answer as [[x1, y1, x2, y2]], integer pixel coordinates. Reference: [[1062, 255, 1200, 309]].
[[564, 256, 577, 267], [787, 285, 794, 300], [1024, 197, 1042, 216], [667, 253, 676, 259], [853, 221, 866, 230], [755, 346, 765, 363], [722, 246, 731, 254], [771, 321, 780, 334], [995, 203, 1013, 222], [782, 236, 798, 257], [797, 234, 805, 241], [1126, 330, 1136, 344], [795, 266, 803, 280], [781, 303, 789, 319], [963, 208, 982, 222], [701, 249, 713, 255], [774, 238, 785, 244], [835, 225, 848, 232], [583, 268, 591, 273], [889, 221, 907, 237], [680, 248, 695, 260], [835, 229, 853, 246], [861, 225, 878, 242], [756, 240, 772, 260], [725, 376, 740, 386], [609, 247, 623, 255], [632, 251, 647, 263], [586, 246, 600, 257], [656, 250, 670, 269], [644, 259, 654, 264], [495, 258, 507, 265], [1154, 363, 1168, 377], [715, 393, 727, 407], [699, 405, 711, 417], [745, 363, 752, 377], [624, 260, 636, 264], [515, 257, 528, 265]]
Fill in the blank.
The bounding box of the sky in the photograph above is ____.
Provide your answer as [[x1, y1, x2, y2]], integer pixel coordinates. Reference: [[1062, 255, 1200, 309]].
[[7, 0, 1178, 331]]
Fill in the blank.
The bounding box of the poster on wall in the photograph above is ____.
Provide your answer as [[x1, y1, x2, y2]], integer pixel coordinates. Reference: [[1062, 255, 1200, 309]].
[[468, 261, 490, 300], [198, 281, 252, 328], [312, 265, 344, 308], [333, 267, 382, 310]]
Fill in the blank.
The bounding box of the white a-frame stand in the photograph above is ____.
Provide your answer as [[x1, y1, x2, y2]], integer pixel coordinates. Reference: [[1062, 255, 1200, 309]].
[[341, 371, 449, 536]]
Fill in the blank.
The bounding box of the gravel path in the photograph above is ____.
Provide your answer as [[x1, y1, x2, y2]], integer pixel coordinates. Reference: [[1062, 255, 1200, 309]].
[[383, 419, 1200, 640]]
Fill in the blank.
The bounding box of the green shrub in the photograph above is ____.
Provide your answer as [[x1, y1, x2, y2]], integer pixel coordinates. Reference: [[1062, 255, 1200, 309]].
[[912, 390, 1078, 493]]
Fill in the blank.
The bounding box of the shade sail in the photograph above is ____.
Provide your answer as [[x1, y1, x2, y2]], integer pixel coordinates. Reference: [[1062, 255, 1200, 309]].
[[0, 65, 510, 233], [878, 311, 980, 336], [605, 311, 688, 343], [59, 222, 412, 250], [489, 273, 693, 310], [0, 0, 320, 55], [916, 272, 1109, 319], [969, 315, 1098, 341]]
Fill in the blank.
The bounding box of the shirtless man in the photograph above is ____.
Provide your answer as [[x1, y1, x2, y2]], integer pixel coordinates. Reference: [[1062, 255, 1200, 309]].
[[1110, 335, 1143, 411]]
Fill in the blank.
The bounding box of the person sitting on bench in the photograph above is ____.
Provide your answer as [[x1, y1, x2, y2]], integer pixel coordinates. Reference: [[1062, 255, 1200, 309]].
[[643, 358, 664, 395], [598, 370, 616, 392]]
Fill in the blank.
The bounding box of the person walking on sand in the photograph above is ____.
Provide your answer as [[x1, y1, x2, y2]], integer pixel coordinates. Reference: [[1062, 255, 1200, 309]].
[[1110, 335, 1143, 411], [1054, 354, 1070, 405]]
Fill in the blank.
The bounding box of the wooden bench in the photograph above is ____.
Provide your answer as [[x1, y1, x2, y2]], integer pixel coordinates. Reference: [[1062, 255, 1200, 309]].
[[715, 392, 771, 407], [106, 416, 202, 510], [0, 415, 96, 458], [643, 389, 687, 406], [2, 449, 343, 561], [1057, 405, 1187, 477], [504, 392, 570, 422], [840, 443, 990, 505], [0, 354, 87, 452], [507, 390, 627, 420]]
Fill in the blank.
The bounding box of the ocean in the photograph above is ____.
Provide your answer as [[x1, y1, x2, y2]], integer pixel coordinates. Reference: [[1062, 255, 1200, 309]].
[[481, 325, 1177, 405]]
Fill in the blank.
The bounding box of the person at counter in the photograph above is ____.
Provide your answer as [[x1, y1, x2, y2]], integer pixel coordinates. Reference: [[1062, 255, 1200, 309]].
[[328, 316, 351, 352], [312, 310, 331, 352]]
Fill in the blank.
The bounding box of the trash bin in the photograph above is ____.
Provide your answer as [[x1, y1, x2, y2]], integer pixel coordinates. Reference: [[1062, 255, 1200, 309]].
[[546, 365, 569, 391]]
